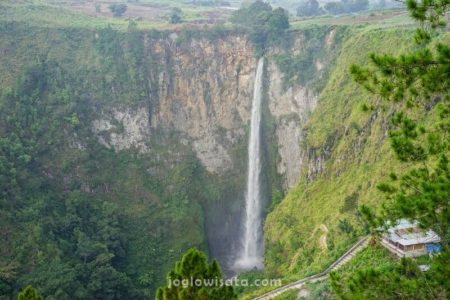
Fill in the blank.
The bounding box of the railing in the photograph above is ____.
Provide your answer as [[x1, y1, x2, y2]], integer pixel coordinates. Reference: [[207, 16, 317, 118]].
[[252, 236, 369, 300]]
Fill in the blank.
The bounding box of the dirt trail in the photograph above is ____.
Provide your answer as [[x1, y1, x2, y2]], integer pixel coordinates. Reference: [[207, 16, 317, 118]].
[[318, 224, 328, 250]]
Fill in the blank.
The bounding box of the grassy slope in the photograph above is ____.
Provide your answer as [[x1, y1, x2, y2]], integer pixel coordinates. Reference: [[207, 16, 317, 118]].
[[290, 9, 414, 29], [264, 26, 417, 280], [245, 26, 449, 299], [0, 0, 216, 30], [0, 1, 138, 30], [272, 244, 399, 300]]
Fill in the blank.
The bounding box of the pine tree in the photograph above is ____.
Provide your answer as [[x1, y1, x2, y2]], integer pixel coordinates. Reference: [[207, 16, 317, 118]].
[[17, 286, 43, 300], [332, 0, 449, 298], [155, 248, 236, 300]]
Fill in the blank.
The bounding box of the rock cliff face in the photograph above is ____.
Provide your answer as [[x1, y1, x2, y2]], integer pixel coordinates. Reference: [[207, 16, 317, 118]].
[[92, 107, 151, 152], [152, 35, 255, 174], [267, 62, 318, 188], [88, 31, 336, 270], [91, 33, 323, 190], [93, 35, 254, 173]]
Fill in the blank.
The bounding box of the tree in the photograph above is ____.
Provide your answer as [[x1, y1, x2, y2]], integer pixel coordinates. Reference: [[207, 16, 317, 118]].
[[230, 1, 290, 55], [296, 0, 323, 17], [324, 0, 368, 14], [18, 286, 43, 300], [94, 2, 101, 14], [330, 258, 438, 299], [324, 1, 345, 14], [169, 7, 183, 24], [109, 4, 127, 17], [267, 7, 289, 32], [338, 219, 354, 234], [332, 0, 449, 298], [155, 248, 236, 300], [230, 0, 272, 27]]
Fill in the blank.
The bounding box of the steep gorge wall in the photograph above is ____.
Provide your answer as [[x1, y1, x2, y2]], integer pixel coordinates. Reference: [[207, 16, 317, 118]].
[[93, 34, 255, 174], [0, 20, 340, 289], [267, 59, 318, 189], [86, 28, 340, 270], [91, 31, 330, 188], [264, 27, 421, 280]]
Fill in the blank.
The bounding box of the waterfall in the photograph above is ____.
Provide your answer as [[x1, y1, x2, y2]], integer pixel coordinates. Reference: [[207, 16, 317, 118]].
[[234, 57, 264, 271]]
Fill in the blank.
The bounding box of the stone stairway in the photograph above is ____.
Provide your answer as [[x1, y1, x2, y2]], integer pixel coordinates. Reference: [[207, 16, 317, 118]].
[[252, 236, 369, 300]]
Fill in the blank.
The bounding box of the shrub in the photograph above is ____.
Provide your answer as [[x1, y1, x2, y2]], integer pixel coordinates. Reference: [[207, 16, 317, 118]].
[[109, 3, 127, 17]]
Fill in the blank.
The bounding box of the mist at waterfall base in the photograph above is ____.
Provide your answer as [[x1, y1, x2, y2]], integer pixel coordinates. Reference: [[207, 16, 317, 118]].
[[232, 58, 265, 272]]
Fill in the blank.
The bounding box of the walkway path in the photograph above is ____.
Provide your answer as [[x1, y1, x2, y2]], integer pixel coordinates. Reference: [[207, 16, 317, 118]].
[[253, 236, 369, 300]]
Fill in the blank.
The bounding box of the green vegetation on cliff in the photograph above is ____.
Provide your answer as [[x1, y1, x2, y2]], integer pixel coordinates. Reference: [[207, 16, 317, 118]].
[[0, 53, 208, 297], [264, 0, 449, 297], [1, 1, 447, 300], [331, 0, 450, 297], [264, 26, 418, 281], [230, 0, 290, 56], [1, 3, 266, 297], [267, 244, 398, 300], [0, 5, 241, 298]]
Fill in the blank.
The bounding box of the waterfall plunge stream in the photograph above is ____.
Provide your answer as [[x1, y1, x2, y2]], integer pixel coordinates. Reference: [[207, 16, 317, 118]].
[[234, 57, 265, 271]]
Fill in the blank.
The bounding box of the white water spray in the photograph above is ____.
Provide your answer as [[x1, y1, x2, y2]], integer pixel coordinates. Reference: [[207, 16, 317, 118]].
[[234, 57, 264, 271]]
